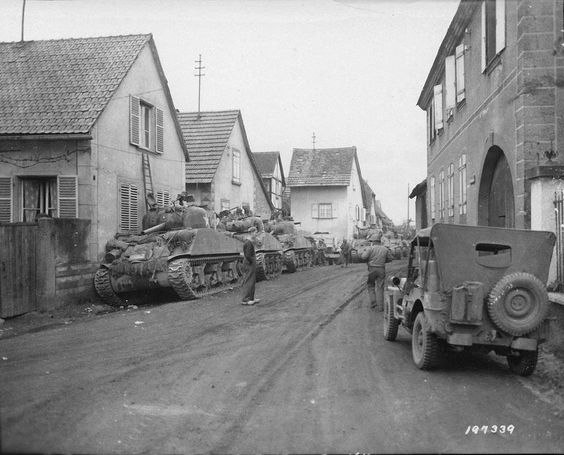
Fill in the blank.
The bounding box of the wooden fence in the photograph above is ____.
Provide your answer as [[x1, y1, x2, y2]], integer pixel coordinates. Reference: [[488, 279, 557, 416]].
[[0, 218, 94, 318]]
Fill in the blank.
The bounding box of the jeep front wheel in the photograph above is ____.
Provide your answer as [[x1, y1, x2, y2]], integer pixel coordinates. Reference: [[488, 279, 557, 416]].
[[412, 312, 441, 370], [383, 295, 400, 341], [507, 348, 538, 376], [487, 272, 549, 336]]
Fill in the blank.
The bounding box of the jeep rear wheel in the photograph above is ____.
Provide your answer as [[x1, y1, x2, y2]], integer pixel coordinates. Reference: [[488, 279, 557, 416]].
[[507, 348, 538, 376], [383, 295, 400, 341], [487, 272, 549, 336], [412, 312, 441, 370]]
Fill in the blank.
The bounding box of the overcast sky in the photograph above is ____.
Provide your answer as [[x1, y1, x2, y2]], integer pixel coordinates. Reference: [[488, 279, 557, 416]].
[[0, 0, 460, 224]]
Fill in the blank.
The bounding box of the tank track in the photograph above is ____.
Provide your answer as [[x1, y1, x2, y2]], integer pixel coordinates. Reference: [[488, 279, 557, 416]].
[[293, 249, 313, 270], [256, 251, 283, 281], [93, 267, 123, 307], [169, 254, 243, 300]]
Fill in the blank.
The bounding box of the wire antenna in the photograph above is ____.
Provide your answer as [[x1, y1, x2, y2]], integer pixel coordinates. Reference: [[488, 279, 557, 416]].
[[21, 0, 26, 41], [194, 54, 205, 118]]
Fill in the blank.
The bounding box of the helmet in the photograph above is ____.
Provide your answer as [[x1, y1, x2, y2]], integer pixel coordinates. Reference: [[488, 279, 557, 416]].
[[367, 231, 383, 242]]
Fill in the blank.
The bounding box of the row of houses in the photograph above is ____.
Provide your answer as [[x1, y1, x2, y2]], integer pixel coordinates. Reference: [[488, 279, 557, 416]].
[[0, 33, 391, 316], [409, 0, 564, 286]]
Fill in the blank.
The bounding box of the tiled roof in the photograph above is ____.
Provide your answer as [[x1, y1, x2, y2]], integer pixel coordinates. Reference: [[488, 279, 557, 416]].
[[287, 147, 357, 187], [0, 34, 152, 135], [361, 178, 375, 209], [253, 152, 279, 178], [178, 110, 240, 184]]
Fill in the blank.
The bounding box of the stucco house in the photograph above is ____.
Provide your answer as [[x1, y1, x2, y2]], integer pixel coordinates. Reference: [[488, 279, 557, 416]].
[[417, 0, 564, 283], [287, 147, 365, 241], [0, 34, 187, 314], [0, 34, 188, 258], [177, 110, 273, 218], [253, 151, 286, 211]]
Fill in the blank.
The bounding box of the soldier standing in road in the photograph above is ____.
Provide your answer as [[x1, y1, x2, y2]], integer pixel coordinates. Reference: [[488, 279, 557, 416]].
[[359, 231, 393, 310], [340, 239, 351, 268], [240, 227, 261, 305]]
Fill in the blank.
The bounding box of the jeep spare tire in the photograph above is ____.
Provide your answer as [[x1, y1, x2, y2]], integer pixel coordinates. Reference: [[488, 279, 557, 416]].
[[487, 272, 549, 336]]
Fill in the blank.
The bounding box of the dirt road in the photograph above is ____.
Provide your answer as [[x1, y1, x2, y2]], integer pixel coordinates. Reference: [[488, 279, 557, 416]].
[[1, 262, 563, 453]]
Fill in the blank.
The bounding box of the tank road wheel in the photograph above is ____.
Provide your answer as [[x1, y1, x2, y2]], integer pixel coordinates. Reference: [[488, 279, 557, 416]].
[[412, 312, 441, 370], [487, 272, 549, 336], [94, 267, 123, 307], [256, 252, 267, 282], [507, 348, 539, 376], [383, 295, 400, 341], [168, 258, 197, 300]]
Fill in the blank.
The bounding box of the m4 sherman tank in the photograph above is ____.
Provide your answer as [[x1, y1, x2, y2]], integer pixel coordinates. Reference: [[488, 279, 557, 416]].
[[266, 220, 313, 273], [94, 205, 243, 306], [222, 216, 283, 281]]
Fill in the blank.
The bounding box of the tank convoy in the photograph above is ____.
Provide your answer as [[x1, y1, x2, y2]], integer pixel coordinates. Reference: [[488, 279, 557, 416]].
[[94, 195, 244, 306], [266, 219, 313, 273], [219, 209, 283, 281]]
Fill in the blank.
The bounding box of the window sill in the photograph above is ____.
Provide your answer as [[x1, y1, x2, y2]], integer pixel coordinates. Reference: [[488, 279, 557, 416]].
[[483, 52, 502, 76]]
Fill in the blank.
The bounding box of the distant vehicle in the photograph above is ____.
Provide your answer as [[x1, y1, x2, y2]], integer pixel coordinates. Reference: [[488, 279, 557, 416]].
[[312, 232, 340, 265], [385, 224, 555, 376]]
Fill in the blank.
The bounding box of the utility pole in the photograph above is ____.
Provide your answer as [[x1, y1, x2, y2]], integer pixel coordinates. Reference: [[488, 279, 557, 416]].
[[21, 0, 26, 42], [407, 183, 410, 229], [312, 132, 316, 151], [194, 54, 205, 118]]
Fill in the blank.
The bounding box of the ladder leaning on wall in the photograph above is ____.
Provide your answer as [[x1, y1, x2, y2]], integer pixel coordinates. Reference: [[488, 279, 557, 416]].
[[142, 152, 155, 210]]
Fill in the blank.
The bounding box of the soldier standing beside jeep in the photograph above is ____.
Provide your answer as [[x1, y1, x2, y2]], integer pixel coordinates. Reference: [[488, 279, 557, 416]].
[[360, 232, 393, 310]]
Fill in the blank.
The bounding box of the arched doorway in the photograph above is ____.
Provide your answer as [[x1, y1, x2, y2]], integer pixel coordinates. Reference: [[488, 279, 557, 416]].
[[478, 146, 515, 227]]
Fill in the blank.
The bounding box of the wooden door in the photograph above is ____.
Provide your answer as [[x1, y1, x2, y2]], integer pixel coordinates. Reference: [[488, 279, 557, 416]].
[[488, 154, 514, 228]]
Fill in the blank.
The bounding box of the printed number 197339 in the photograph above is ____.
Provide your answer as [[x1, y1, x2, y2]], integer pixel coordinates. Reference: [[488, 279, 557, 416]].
[[465, 425, 515, 435]]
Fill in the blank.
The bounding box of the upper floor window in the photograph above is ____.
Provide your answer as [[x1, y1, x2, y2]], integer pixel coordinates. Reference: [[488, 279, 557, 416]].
[[429, 176, 436, 221], [433, 84, 444, 133], [447, 163, 455, 217], [130, 96, 164, 153], [458, 154, 467, 215], [312, 203, 333, 219], [232, 148, 241, 184], [439, 170, 445, 220], [427, 103, 436, 144], [481, 0, 506, 71], [455, 43, 466, 103]]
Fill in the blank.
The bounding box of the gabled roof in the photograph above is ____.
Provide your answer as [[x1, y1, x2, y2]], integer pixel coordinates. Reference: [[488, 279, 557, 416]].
[[178, 110, 239, 184], [0, 34, 188, 157], [178, 109, 274, 210], [253, 151, 286, 186], [287, 147, 360, 187], [375, 201, 394, 226], [417, 0, 478, 109], [409, 179, 427, 199], [361, 178, 375, 209]]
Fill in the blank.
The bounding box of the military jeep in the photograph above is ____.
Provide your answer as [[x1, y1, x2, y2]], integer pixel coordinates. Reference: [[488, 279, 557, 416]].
[[385, 223, 555, 376]]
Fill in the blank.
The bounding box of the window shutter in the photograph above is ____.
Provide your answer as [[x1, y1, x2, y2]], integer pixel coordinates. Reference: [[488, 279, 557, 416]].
[[156, 190, 170, 207], [481, 1, 487, 72], [495, 0, 506, 54], [130, 96, 140, 146], [445, 55, 456, 110], [0, 177, 12, 223], [455, 44, 466, 103], [433, 84, 443, 131], [311, 203, 318, 218], [120, 183, 139, 232], [156, 107, 164, 153], [57, 176, 78, 218]]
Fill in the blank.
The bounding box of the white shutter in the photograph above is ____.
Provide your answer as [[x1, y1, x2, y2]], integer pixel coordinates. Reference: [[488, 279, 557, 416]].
[[0, 177, 12, 223], [311, 203, 318, 218], [120, 183, 139, 232], [57, 176, 77, 218], [495, 0, 506, 54], [156, 190, 170, 207], [156, 108, 164, 153], [455, 44, 466, 103], [130, 96, 140, 146], [481, 1, 487, 72], [433, 84, 443, 131], [445, 55, 456, 110]]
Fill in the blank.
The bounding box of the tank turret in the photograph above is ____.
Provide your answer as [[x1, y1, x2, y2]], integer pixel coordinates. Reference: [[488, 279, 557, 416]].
[[266, 219, 313, 273]]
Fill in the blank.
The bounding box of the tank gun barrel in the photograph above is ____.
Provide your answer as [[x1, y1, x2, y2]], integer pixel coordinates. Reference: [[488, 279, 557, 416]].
[[142, 222, 167, 234]]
